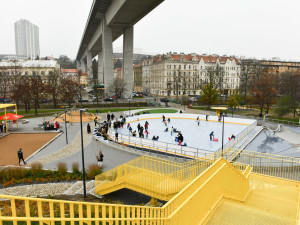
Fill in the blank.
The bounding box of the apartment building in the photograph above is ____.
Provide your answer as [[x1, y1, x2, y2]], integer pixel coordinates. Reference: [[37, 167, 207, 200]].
[[198, 55, 241, 95], [150, 53, 200, 97], [142, 59, 151, 94], [260, 60, 300, 75]]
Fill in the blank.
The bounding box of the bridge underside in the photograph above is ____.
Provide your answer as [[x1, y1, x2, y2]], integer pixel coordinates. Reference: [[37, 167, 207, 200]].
[[76, 0, 164, 97]]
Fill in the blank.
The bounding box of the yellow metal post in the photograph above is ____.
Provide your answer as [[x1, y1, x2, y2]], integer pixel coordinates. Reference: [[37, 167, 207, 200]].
[[4, 108, 7, 133], [15, 105, 18, 128]]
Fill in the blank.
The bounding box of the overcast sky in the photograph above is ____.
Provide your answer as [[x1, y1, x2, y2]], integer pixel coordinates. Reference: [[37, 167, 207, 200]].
[[1, 0, 300, 61]]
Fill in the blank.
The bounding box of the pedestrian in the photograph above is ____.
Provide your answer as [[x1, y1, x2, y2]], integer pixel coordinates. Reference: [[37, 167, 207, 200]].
[[17, 148, 26, 165], [115, 132, 118, 142], [94, 117, 98, 126], [87, 123, 91, 134], [145, 129, 150, 138], [97, 151, 104, 167], [55, 121, 59, 131], [171, 126, 173, 136], [196, 116, 200, 126], [209, 131, 214, 141], [206, 115, 209, 121]]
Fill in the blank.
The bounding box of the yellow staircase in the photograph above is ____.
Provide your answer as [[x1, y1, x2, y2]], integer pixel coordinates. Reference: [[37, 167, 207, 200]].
[[1, 150, 300, 225], [95, 156, 214, 201]]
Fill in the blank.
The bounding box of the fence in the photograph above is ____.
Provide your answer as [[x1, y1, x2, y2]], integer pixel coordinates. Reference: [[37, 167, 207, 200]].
[[265, 117, 300, 127], [216, 148, 300, 181], [107, 114, 257, 159]]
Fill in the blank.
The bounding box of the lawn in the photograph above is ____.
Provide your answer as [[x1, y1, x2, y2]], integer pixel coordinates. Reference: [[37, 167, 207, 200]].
[[139, 109, 178, 114]]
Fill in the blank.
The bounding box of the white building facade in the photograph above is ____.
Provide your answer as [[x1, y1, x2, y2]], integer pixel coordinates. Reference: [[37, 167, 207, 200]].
[[14, 19, 40, 59]]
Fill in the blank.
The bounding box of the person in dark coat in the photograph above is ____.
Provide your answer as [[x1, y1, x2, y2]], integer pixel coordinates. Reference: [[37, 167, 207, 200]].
[[87, 123, 91, 134], [107, 114, 111, 122], [17, 148, 26, 165]]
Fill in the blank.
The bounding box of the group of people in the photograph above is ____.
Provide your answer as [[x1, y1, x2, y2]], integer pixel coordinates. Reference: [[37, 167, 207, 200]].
[[106, 113, 115, 122], [43, 120, 60, 131]]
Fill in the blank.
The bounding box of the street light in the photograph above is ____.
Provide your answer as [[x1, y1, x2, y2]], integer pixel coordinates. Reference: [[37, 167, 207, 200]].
[[128, 96, 132, 116], [221, 113, 225, 158], [80, 108, 88, 199], [61, 106, 69, 144]]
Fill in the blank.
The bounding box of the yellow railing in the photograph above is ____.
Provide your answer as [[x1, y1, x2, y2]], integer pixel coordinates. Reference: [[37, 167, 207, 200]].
[[95, 156, 214, 201], [0, 158, 250, 225], [216, 148, 300, 181], [0, 194, 163, 224]]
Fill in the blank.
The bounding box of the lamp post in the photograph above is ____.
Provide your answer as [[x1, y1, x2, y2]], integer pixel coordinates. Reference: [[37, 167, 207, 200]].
[[80, 109, 88, 199], [61, 106, 69, 144], [128, 97, 131, 116], [221, 113, 225, 158]]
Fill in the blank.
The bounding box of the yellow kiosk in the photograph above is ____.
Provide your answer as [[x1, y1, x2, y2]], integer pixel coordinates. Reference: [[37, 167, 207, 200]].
[[211, 106, 227, 117], [0, 104, 18, 133]]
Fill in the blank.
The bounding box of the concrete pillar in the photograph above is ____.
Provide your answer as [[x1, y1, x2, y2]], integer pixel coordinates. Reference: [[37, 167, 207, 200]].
[[98, 51, 104, 84], [122, 26, 134, 98], [80, 60, 86, 73], [102, 18, 114, 96], [86, 49, 93, 85]]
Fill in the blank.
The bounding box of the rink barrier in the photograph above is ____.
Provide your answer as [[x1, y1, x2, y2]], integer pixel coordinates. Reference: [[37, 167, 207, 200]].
[[108, 113, 257, 159]]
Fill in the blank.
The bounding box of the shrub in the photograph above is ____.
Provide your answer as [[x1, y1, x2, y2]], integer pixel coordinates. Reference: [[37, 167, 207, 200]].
[[31, 162, 43, 177], [87, 164, 102, 179], [72, 162, 80, 174], [57, 162, 67, 177]]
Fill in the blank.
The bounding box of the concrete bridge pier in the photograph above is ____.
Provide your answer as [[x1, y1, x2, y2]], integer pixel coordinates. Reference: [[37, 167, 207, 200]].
[[98, 51, 104, 84], [86, 49, 93, 85], [80, 60, 86, 73], [102, 19, 114, 96], [122, 26, 134, 99]]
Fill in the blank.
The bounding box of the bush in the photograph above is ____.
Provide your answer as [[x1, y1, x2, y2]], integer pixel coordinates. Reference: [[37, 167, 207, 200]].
[[87, 164, 102, 179], [72, 162, 80, 174], [31, 162, 43, 177], [57, 162, 67, 176]]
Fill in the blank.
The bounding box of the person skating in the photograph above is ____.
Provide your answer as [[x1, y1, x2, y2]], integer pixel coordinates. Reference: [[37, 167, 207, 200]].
[[164, 127, 168, 132], [167, 118, 171, 123], [17, 148, 26, 165], [206, 115, 209, 121], [111, 114, 115, 121], [115, 132, 118, 142], [87, 123, 91, 134], [145, 129, 150, 138], [196, 116, 200, 126], [107, 114, 111, 122], [209, 131, 214, 141], [162, 115, 165, 122], [171, 127, 173, 136], [97, 151, 104, 167]]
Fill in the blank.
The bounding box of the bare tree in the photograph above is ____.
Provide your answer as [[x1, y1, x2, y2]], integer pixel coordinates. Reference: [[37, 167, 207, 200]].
[[11, 76, 31, 112], [59, 77, 79, 106], [250, 73, 278, 116], [30, 74, 45, 115], [46, 70, 61, 108], [108, 77, 127, 101], [205, 64, 225, 94], [239, 59, 260, 104], [279, 72, 300, 118]]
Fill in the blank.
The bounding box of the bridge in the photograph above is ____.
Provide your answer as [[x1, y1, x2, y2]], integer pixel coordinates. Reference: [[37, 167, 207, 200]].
[[76, 0, 164, 97]]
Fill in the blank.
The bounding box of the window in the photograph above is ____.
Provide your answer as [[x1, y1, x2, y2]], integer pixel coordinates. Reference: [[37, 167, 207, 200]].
[[179, 65, 181, 69], [184, 65, 186, 69], [174, 65, 176, 69]]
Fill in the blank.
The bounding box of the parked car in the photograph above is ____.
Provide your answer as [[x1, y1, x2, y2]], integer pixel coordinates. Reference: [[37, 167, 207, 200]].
[[160, 98, 170, 103], [78, 99, 89, 103], [103, 97, 114, 102]]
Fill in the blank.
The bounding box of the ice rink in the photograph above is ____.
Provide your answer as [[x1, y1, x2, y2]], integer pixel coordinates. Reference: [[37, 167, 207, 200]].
[[116, 114, 255, 152]]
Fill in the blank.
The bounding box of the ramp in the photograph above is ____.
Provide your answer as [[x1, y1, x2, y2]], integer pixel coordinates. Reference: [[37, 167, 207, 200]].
[[204, 174, 300, 225]]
